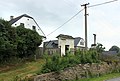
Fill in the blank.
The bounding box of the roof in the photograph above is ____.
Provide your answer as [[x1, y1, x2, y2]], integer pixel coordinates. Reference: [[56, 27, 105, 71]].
[[56, 34, 74, 39], [44, 40, 58, 48], [44, 37, 83, 48], [102, 51, 118, 56], [9, 14, 33, 25], [74, 37, 83, 46], [9, 14, 46, 38]]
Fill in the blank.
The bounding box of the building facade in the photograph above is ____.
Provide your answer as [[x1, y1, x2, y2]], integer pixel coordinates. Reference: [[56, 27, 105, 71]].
[[57, 34, 74, 56], [44, 34, 85, 56], [9, 14, 46, 38]]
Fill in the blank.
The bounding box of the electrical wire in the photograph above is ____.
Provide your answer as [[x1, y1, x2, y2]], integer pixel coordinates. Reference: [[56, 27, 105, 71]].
[[47, 8, 84, 36], [88, 0, 118, 8], [63, 0, 74, 8], [46, 0, 118, 37]]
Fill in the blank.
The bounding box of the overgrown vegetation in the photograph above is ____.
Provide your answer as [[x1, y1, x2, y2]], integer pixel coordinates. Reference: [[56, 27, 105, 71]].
[[1, 18, 120, 81], [0, 19, 42, 65], [109, 45, 120, 53], [40, 43, 120, 75], [41, 50, 100, 73]]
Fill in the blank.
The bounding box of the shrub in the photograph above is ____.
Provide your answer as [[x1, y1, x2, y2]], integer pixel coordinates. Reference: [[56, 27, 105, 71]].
[[41, 53, 61, 73], [0, 19, 42, 64], [41, 50, 100, 73]]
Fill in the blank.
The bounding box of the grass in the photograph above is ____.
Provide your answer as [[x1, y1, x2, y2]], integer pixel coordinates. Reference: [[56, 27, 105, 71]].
[[71, 73, 120, 81], [0, 59, 45, 81], [1, 58, 120, 81]]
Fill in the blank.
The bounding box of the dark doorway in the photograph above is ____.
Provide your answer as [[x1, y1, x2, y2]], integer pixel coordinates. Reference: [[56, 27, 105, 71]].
[[65, 45, 69, 54]]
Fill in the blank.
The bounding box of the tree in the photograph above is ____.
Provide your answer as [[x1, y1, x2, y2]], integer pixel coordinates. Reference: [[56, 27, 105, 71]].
[[0, 18, 42, 63], [0, 19, 17, 62], [96, 43, 105, 53], [109, 45, 120, 53], [15, 25, 42, 58]]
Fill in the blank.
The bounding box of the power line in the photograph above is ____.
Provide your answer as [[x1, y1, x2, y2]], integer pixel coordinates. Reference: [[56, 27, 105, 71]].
[[88, 0, 118, 8], [63, 0, 74, 8], [47, 8, 84, 36], [81, 0, 117, 50], [46, 0, 118, 37]]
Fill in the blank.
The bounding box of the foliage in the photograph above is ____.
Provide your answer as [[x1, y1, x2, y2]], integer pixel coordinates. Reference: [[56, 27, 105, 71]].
[[96, 43, 105, 53], [41, 54, 61, 73], [109, 45, 120, 53], [0, 19, 42, 64], [0, 19, 17, 63], [15, 26, 42, 58], [41, 50, 100, 73]]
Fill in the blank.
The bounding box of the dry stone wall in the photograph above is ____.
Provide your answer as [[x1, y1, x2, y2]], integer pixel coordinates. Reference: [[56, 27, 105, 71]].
[[34, 62, 120, 81]]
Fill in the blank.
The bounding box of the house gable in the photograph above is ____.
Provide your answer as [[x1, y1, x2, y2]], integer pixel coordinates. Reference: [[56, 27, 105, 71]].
[[56, 34, 74, 39], [44, 36, 84, 49], [9, 14, 33, 25], [9, 14, 46, 38], [44, 34, 85, 56], [74, 37, 84, 47], [56, 34, 74, 56]]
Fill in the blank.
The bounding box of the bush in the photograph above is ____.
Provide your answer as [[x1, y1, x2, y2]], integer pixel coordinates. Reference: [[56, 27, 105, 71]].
[[41, 53, 62, 73], [41, 50, 100, 73], [16, 26, 42, 58], [0, 19, 42, 64]]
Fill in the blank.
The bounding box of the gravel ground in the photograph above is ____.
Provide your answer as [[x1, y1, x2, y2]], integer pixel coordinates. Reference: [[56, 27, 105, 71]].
[[106, 77, 120, 81]]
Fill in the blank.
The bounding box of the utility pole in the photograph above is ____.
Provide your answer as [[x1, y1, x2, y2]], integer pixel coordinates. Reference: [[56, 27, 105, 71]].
[[81, 3, 89, 50]]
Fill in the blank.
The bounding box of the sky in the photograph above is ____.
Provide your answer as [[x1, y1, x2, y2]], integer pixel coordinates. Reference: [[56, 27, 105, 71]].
[[0, 0, 120, 50]]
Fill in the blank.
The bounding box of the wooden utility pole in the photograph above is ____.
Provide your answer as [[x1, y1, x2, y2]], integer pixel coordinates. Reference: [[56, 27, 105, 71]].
[[81, 3, 89, 50]]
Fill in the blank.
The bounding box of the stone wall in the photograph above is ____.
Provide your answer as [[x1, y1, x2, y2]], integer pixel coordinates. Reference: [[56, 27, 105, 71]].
[[34, 62, 120, 81], [44, 48, 61, 55]]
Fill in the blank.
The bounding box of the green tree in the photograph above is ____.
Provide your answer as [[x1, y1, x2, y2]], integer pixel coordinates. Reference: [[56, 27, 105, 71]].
[[96, 43, 105, 53], [15, 25, 42, 58], [0, 18, 42, 64], [0, 19, 17, 62], [109, 45, 120, 53]]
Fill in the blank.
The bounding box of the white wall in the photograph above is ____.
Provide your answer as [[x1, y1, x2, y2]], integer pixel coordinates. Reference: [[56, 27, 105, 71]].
[[12, 17, 45, 47], [58, 37, 74, 56], [12, 17, 44, 37], [76, 39, 85, 47]]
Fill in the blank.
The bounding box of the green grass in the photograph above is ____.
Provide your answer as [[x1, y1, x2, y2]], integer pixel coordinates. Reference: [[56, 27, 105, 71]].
[[71, 73, 120, 81], [1, 58, 120, 81], [0, 59, 45, 81]]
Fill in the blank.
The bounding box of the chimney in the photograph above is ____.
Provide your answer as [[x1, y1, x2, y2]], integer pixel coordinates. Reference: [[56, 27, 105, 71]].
[[93, 34, 96, 45], [10, 16, 14, 20]]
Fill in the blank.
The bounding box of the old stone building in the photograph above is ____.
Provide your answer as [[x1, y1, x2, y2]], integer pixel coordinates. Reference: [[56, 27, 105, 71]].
[[44, 34, 84, 56]]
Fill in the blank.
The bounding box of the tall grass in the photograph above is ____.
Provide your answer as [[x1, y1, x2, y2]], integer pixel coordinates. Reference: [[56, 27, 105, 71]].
[[41, 50, 100, 73]]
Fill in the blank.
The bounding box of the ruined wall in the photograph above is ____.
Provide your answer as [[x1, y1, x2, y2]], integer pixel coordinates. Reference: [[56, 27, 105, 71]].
[[34, 62, 120, 81]]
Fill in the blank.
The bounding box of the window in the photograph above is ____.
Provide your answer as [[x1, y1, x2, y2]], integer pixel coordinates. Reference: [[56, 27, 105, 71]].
[[32, 26, 36, 31], [80, 39, 84, 45], [20, 23, 24, 27], [80, 42, 84, 45]]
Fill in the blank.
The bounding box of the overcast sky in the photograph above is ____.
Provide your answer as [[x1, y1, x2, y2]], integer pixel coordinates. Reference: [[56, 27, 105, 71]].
[[0, 0, 120, 50]]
